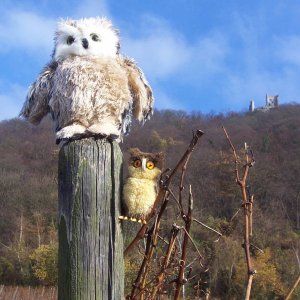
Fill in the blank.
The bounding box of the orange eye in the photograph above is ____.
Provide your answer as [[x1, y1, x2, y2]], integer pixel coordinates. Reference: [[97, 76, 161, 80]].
[[133, 159, 141, 168], [146, 161, 155, 170]]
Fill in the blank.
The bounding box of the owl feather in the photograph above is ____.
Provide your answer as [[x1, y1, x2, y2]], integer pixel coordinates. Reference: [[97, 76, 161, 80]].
[[20, 61, 57, 125], [122, 57, 153, 122]]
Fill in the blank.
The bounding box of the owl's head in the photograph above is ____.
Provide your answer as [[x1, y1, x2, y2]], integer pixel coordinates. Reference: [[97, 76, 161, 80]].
[[128, 148, 164, 180], [53, 17, 120, 61]]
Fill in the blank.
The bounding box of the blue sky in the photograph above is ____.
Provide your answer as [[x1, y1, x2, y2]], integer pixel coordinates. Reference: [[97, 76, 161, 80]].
[[1, 0, 300, 121]]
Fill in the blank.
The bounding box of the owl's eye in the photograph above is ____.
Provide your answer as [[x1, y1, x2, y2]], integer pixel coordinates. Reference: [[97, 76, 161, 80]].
[[146, 161, 155, 170], [133, 159, 141, 168], [90, 33, 100, 42], [67, 36, 75, 45]]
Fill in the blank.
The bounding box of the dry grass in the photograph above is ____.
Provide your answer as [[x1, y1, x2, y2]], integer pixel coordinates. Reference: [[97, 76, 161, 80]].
[[0, 285, 57, 300]]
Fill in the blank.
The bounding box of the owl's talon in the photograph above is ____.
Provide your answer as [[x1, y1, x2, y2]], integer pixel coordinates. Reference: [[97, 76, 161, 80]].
[[56, 124, 87, 140], [108, 133, 119, 140], [118, 216, 147, 224]]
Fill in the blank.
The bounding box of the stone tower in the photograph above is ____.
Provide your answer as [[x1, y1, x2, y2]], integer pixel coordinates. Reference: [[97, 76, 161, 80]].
[[249, 100, 255, 112], [265, 94, 279, 109]]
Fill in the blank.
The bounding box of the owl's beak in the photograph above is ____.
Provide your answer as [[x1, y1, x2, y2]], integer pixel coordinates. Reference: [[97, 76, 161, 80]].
[[142, 158, 147, 171], [82, 38, 89, 49]]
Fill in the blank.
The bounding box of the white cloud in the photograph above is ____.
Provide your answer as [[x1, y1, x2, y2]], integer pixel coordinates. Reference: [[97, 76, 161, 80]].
[[122, 18, 190, 79], [222, 65, 300, 110], [213, 13, 300, 109], [0, 10, 55, 53], [276, 36, 300, 67], [122, 16, 229, 84], [2, 4, 299, 121], [153, 89, 185, 111], [0, 84, 27, 120], [182, 33, 229, 84], [0, 0, 110, 55], [72, 0, 110, 19]]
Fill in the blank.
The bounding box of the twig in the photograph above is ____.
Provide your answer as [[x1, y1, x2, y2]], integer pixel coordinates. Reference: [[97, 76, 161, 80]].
[[230, 207, 241, 222], [249, 195, 254, 237], [245, 274, 254, 300], [250, 243, 264, 254], [167, 188, 182, 212], [223, 126, 256, 300], [124, 224, 148, 256], [180, 226, 204, 261], [285, 274, 300, 300], [174, 185, 194, 300], [193, 218, 223, 237], [0, 285, 4, 297], [157, 234, 170, 245], [293, 247, 300, 272], [151, 224, 180, 298], [186, 257, 199, 269], [223, 126, 240, 181], [0, 241, 11, 250], [166, 130, 204, 182], [130, 194, 170, 299]]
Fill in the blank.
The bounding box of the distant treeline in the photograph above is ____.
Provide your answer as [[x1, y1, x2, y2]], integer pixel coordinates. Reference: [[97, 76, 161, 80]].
[[0, 104, 300, 299]]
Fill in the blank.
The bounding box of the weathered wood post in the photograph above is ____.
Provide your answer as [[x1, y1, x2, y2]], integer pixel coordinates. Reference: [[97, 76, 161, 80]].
[[58, 138, 124, 299]]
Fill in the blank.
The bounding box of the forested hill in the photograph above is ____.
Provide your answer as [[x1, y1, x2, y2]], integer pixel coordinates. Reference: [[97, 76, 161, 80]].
[[1, 104, 300, 298]]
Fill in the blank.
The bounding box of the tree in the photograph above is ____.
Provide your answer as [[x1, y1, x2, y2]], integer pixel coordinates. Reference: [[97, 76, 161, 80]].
[[30, 243, 58, 286]]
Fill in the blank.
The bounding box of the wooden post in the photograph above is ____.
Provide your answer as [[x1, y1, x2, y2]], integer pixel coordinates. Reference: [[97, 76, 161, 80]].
[[58, 138, 124, 300]]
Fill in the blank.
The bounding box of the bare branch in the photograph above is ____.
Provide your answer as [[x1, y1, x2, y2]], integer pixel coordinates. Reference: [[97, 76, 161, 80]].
[[285, 274, 300, 300], [174, 185, 194, 300], [0, 241, 11, 250], [193, 218, 223, 237], [222, 126, 240, 182], [167, 188, 182, 212], [223, 126, 256, 300], [124, 224, 148, 256], [250, 243, 264, 254], [151, 225, 180, 298], [245, 274, 254, 300], [230, 207, 241, 222], [180, 226, 204, 261], [293, 247, 300, 273], [249, 195, 254, 237]]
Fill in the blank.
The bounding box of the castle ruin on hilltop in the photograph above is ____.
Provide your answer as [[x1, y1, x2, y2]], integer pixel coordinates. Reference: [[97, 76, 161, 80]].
[[249, 94, 279, 112]]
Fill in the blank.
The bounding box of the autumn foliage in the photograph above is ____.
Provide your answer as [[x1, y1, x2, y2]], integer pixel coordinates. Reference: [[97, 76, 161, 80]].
[[0, 104, 300, 299]]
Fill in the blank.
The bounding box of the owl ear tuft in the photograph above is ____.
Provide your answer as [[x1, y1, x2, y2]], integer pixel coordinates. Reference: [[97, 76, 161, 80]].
[[155, 152, 165, 161], [154, 152, 165, 170], [128, 147, 141, 157]]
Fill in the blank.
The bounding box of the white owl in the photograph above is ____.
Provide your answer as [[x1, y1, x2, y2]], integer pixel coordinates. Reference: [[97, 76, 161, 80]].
[[20, 17, 153, 143]]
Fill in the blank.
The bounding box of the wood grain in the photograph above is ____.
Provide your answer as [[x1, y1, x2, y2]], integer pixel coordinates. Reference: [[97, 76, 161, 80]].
[[58, 138, 124, 300]]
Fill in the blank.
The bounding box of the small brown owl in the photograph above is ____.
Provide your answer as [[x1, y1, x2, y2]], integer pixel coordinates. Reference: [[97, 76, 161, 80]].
[[120, 148, 164, 224]]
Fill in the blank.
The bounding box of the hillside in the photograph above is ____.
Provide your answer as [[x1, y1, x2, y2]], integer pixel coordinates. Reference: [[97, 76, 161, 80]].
[[0, 104, 300, 298]]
